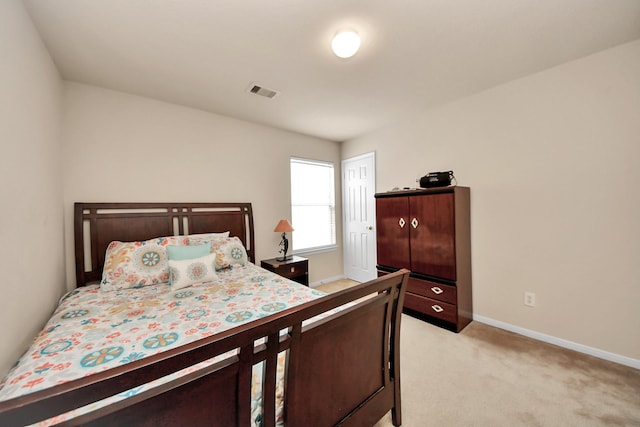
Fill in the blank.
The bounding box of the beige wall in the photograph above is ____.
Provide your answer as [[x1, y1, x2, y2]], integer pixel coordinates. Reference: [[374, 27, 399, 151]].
[[343, 40, 640, 362], [0, 1, 64, 375], [62, 82, 344, 289]]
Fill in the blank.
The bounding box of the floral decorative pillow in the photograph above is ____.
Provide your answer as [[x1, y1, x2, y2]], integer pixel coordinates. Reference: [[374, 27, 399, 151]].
[[186, 232, 230, 246], [208, 236, 248, 270], [168, 252, 218, 290], [100, 236, 181, 291]]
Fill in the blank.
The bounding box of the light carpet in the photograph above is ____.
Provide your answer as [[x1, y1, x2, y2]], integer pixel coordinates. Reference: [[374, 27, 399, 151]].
[[315, 281, 640, 427]]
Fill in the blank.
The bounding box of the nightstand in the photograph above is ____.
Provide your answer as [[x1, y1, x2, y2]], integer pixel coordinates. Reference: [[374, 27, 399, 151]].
[[260, 255, 309, 286]]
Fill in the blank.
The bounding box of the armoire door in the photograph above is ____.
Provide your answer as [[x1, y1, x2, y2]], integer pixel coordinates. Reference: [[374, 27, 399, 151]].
[[409, 193, 456, 280], [375, 196, 410, 270]]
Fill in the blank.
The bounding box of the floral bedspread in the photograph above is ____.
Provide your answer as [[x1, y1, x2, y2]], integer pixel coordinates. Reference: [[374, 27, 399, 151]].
[[0, 263, 326, 425]]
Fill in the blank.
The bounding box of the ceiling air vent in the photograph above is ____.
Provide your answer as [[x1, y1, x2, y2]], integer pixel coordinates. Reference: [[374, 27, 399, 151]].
[[247, 83, 279, 99]]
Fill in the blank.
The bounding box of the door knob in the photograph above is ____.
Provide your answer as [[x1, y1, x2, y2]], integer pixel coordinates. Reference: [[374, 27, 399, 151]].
[[368, 226, 373, 230]]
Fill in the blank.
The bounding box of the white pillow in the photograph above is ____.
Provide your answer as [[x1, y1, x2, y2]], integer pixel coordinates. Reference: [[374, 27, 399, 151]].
[[168, 252, 218, 290]]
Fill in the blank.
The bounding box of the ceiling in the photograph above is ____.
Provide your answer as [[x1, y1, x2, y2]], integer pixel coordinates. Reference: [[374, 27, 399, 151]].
[[24, 0, 640, 142]]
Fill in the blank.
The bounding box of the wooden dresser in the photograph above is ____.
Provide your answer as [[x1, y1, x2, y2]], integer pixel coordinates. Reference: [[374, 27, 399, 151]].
[[375, 186, 472, 332]]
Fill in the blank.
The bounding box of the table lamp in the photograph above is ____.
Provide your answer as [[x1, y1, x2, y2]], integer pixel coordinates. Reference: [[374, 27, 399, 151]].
[[274, 219, 294, 261]]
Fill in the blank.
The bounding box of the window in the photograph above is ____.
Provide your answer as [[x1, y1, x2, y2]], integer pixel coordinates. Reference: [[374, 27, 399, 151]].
[[290, 158, 336, 253]]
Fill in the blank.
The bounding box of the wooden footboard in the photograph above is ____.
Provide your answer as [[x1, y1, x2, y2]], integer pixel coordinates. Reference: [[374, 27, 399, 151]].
[[285, 275, 406, 426], [0, 270, 408, 427]]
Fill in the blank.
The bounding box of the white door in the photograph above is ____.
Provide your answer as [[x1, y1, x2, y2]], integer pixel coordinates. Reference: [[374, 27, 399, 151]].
[[342, 152, 376, 282]]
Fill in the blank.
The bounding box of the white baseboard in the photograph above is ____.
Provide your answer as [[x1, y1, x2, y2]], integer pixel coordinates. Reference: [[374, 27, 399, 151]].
[[473, 314, 640, 370], [309, 275, 346, 288]]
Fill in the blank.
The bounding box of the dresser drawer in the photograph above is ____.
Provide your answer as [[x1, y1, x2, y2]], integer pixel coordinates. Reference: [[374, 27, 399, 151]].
[[404, 292, 458, 324], [407, 277, 457, 305]]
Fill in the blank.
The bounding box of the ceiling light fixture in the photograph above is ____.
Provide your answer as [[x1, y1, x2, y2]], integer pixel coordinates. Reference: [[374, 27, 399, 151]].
[[331, 30, 361, 58]]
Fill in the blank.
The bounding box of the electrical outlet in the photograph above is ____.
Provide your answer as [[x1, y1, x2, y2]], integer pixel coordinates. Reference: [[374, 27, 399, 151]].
[[524, 292, 536, 307]]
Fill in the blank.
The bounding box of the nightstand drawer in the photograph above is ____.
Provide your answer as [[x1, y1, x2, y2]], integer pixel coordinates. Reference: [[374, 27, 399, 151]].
[[273, 263, 307, 279], [260, 256, 309, 286]]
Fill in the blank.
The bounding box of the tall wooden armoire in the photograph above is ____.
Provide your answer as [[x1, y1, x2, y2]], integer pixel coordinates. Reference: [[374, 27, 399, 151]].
[[375, 186, 472, 332]]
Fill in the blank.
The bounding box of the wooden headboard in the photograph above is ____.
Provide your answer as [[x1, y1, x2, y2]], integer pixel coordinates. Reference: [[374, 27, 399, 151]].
[[74, 202, 254, 286]]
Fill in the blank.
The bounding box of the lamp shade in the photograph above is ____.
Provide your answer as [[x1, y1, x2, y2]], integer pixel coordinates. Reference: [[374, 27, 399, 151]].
[[274, 219, 294, 233]]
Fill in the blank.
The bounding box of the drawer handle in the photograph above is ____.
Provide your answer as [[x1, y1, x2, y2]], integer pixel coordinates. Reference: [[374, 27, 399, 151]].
[[411, 218, 419, 229], [431, 305, 444, 313], [398, 218, 406, 228], [290, 267, 295, 273], [430, 286, 443, 295]]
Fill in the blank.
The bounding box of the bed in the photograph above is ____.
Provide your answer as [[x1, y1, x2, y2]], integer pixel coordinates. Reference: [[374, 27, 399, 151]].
[[0, 202, 409, 426]]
